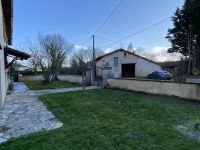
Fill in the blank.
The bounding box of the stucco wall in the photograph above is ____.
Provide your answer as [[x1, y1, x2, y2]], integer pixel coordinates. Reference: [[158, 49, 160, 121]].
[[108, 78, 200, 101], [136, 57, 161, 77], [0, 0, 7, 109], [96, 51, 162, 78], [0, 0, 4, 44], [19, 75, 44, 81], [57, 75, 82, 84], [19, 75, 83, 84], [0, 51, 7, 109]]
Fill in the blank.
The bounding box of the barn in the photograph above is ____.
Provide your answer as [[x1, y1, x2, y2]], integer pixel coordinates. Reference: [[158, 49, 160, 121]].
[[96, 48, 162, 78]]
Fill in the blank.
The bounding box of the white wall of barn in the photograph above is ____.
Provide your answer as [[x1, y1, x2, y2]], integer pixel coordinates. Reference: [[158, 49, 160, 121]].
[[96, 51, 162, 78], [136, 57, 162, 77]]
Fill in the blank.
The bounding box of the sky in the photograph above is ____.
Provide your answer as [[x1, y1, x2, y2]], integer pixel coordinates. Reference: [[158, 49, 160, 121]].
[[13, 0, 185, 62]]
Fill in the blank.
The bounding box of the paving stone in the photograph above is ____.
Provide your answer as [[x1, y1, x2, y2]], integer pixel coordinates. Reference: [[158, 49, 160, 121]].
[[176, 124, 200, 142], [0, 138, 7, 143], [0, 83, 64, 144], [0, 82, 99, 144]]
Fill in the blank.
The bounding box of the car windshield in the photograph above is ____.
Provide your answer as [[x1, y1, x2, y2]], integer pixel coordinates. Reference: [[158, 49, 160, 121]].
[[158, 71, 169, 74]]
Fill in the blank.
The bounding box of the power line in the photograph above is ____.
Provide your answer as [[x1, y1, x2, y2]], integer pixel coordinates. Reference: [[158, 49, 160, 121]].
[[95, 35, 114, 42], [75, 36, 91, 46], [100, 17, 171, 49], [74, 0, 125, 47], [93, 0, 125, 35]]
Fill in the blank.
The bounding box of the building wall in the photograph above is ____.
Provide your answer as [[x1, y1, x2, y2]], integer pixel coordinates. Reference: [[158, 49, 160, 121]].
[[108, 78, 200, 101], [16, 66, 28, 71], [57, 75, 82, 84], [96, 51, 162, 78], [0, 0, 7, 109]]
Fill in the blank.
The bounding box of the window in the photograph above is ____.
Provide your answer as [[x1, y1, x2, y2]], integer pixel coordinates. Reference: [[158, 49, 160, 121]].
[[102, 60, 105, 66], [114, 57, 118, 67], [105, 62, 109, 66], [102, 60, 109, 66], [124, 53, 127, 57]]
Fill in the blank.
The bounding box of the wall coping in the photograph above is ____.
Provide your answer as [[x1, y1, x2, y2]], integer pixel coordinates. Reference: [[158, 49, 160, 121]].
[[21, 75, 82, 77], [108, 77, 200, 85], [58, 75, 82, 77]]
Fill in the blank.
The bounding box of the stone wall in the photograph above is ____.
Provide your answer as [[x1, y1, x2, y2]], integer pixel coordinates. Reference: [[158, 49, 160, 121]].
[[57, 75, 82, 84], [19, 75, 44, 81], [19, 75, 83, 84], [108, 78, 200, 101]]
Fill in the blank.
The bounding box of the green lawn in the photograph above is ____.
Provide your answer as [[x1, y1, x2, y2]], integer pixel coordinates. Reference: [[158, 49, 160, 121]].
[[1, 89, 200, 149], [24, 80, 77, 90]]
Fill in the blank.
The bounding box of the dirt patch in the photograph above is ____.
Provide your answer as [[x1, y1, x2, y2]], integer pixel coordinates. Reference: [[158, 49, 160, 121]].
[[0, 126, 9, 132]]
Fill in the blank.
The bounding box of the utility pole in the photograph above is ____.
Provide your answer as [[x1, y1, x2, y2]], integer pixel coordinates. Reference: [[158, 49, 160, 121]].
[[120, 42, 123, 49], [92, 35, 96, 82], [188, 25, 192, 74]]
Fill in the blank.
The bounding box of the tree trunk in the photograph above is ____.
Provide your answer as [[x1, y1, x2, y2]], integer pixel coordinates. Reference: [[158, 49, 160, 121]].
[[33, 68, 37, 75], [197, 55, 200, 69], [193, 57, 196, 69], [82, 72, 85, 91], [43, 71, 51, 83]]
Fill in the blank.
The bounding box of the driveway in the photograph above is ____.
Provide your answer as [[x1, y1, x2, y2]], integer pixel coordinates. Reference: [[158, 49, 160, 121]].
[[0, 82, 98, 144]]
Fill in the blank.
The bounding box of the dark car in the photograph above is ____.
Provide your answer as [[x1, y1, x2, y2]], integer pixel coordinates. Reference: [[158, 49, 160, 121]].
[[147, 71, 172, 80]]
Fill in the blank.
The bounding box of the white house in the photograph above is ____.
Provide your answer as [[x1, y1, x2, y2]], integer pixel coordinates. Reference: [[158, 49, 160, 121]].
[[96, 48, 162, 78], [13, 62, 29, 71], [0, 0, 30, 109]]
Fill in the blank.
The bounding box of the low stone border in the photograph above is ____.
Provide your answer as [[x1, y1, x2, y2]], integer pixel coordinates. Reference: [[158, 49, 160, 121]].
[[0, 82, 63, 144], [176, 121, 200, 142], [0, 91, 63, 143], [0, 82, 99, 144]]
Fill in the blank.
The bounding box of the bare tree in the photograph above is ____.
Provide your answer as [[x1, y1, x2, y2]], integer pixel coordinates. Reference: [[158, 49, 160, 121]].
[[72, 48, 90, 91], [70, 46, 104, 89], [127, 42, 135, 53], [86, 47, 104, 60], [67, 46, 104, 76], [27, 33, 73, 82], [25, 38, 40, 74]]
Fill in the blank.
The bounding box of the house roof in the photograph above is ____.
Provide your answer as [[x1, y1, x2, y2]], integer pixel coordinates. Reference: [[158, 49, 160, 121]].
[[2, 0, 13, 45], [5, 46, 31, 60], [96, 48, 160, 66]]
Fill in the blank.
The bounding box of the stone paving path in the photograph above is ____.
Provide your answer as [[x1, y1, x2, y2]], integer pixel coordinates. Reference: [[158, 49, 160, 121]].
[[27, 86, 99, 96], [0, 82, 99, 144]]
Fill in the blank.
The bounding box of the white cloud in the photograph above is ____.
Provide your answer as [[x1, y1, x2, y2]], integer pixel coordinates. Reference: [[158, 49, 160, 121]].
[[135, 46, 184, 62], [74, 44, 87, 50], [105, 48, 114, 53], [151, 46, 168, 54]]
